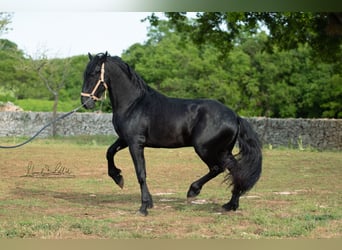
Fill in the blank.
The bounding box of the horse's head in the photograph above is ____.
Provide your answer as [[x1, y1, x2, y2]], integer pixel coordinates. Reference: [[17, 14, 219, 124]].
[[81, 52, 109, 109]]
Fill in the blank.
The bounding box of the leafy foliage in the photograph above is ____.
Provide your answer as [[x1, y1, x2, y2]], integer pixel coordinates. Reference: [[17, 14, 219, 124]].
[[0, 12, 12, 36], [0, 40, 88, 110], [0, 13, 341, 118], [160, 12, 342, 62], [122, 19, 341, 118]]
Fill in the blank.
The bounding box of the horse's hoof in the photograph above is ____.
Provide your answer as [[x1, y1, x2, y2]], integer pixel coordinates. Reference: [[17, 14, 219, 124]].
[[114, 175, 124, 189], [117, 176, 124, 189], [186, 188, 201, 199], [186, 197, 196, 204], [137, 209, 148, 216], [222, 202, 238, 211]]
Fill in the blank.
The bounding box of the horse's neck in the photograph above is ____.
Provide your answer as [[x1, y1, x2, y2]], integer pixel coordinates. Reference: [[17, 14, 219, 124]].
[[108, 70, 144, 114]]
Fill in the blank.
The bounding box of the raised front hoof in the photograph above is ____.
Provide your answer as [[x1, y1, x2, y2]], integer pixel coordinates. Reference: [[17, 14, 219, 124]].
[[186, 187, 201, 199], [222, 202, 239, 211], [186, 197, 196, 204], [113, 175, 124, 189]]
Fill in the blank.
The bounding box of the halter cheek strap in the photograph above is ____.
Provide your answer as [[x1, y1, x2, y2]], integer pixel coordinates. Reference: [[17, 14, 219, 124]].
[[81, 63, 108, 101]]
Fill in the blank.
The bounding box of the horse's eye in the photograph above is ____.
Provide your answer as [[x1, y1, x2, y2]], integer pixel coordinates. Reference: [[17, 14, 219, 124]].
[[95, 65, 101, 73]]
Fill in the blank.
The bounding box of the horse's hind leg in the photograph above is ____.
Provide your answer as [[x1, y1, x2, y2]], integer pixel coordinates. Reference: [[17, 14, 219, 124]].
[[187, 144, 241, 210], [189, 152, 242, 211], [187, 146, 225, 200], [222, 187, 241, 211], [222, 154, 242, 211], [107, 138, 127, 188], [187, 164, 224, 200]]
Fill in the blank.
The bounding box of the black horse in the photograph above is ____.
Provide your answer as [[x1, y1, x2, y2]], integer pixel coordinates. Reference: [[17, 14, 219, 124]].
[[81, 52, 262, 215]]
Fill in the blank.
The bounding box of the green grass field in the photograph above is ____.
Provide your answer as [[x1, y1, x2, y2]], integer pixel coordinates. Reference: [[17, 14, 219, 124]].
[[14, 99, 82, 112], [0, 136, 341, 239]]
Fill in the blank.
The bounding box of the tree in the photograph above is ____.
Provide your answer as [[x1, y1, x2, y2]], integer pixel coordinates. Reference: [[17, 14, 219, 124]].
[[0, 12, 12, 37], [320, 74, 342, 118], [149, 12, 342, 62], [29, 53, 71, 136], [0, 39, 39, 102], [58, 55, 88, 102], [123, 21, 232, 101], [123, 20, 341, 118]]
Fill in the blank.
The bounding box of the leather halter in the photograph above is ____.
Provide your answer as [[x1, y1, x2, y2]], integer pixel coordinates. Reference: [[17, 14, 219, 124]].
[[81, 63, 108, 101]]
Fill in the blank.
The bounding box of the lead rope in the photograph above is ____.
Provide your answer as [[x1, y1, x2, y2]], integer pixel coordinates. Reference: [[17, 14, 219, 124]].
[[0, 98, 92, 149], [2, 62, 108, 149]]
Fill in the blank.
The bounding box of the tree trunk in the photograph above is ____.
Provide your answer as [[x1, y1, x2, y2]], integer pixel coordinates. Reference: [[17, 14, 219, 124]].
[[52, 93, 58, 137]]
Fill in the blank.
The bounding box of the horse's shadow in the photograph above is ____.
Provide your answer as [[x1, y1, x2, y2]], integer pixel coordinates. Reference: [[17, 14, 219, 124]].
[[12, 186, 224, 214], [12, 186, 140, 208]]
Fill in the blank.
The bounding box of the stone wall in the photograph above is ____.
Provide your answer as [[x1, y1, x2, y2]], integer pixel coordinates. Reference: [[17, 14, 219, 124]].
[[246, 117, 341, 150], [0, 111, 341, 150], [0, 112, 114, 138]]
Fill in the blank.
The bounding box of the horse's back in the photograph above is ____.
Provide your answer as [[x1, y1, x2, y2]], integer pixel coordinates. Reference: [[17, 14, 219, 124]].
[[141, 94, 238, 149]]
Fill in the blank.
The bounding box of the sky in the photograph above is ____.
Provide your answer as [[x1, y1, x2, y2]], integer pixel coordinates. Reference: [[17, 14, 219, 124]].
[[2, 12, 154, 58]]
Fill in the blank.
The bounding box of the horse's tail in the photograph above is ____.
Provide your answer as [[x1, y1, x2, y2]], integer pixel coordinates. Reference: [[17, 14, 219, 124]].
[[227, 117, 262, 195]]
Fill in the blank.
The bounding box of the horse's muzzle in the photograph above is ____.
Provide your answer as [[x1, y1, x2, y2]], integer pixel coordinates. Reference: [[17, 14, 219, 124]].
[[81, 96, 95, 109]]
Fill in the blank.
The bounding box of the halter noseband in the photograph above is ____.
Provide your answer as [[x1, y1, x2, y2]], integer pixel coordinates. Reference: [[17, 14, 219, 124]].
[[81, 63, 108, 101]]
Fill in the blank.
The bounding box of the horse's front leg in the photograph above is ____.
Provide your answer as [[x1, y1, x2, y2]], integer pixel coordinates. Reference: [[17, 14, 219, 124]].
[[107, 138, 127, 188], [129, 143, 153, 216]]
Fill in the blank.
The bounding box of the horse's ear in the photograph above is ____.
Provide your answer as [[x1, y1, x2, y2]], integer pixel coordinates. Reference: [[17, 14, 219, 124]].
[[104, 51, 108, 60], [88, 52, 93, 60]]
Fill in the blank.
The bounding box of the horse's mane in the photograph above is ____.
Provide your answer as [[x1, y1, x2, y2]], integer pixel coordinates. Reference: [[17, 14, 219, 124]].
[[87, 53, 150, 96], [109, 55, 149, 94]]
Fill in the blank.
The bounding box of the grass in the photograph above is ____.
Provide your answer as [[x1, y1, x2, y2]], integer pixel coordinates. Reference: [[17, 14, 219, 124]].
[[0, 136, 341, 239], [14, 99, 82, 112]]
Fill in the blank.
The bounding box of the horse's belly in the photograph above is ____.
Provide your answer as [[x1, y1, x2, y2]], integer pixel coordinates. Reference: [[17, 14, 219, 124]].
[[146, 126, 192, 148]]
